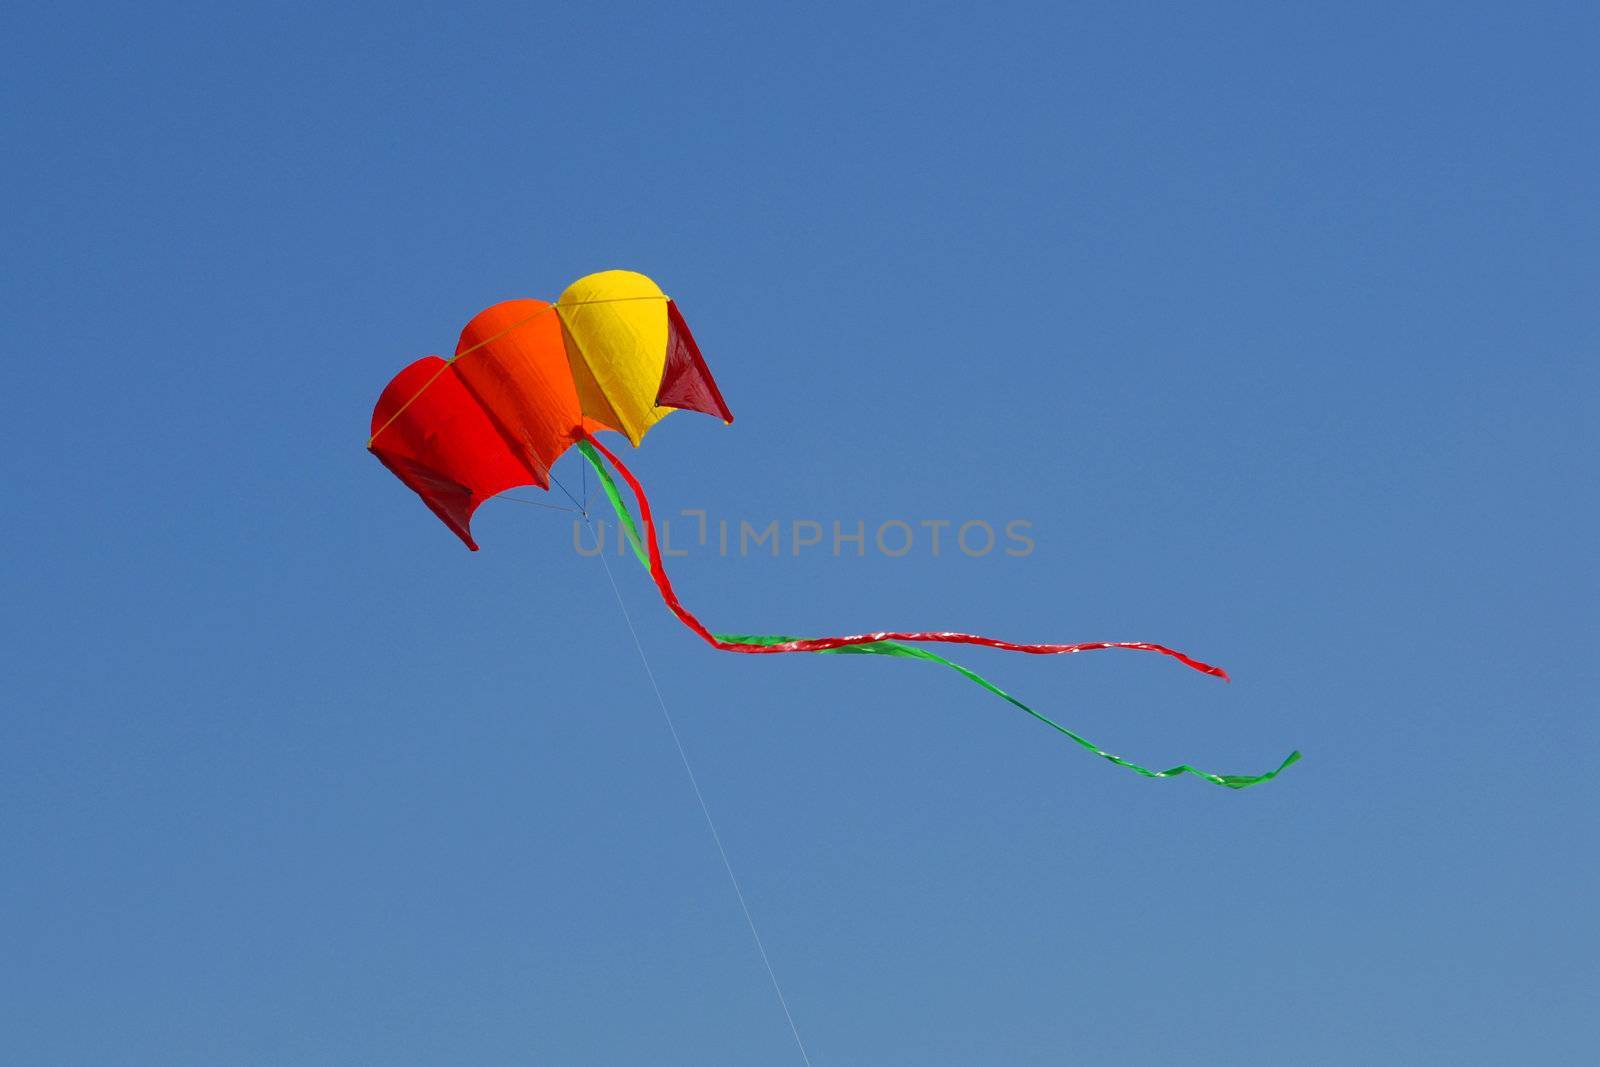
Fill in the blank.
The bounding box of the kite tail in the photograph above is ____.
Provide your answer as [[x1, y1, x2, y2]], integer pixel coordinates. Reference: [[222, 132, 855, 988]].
[[574, 433, 1298, 789], [723, 633, 1300, 789], [577, 433, 1227, 679]]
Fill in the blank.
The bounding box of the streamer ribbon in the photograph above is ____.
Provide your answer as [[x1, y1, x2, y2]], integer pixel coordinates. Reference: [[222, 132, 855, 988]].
[[575, 434, 1298, 788]]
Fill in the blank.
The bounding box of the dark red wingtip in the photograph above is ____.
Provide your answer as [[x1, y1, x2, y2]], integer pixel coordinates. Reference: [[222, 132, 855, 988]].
[[655, 300, 733, 423]]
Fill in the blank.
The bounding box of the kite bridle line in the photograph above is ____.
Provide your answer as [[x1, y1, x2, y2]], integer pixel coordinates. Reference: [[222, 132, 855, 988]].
[[365, 293, 672, 450]]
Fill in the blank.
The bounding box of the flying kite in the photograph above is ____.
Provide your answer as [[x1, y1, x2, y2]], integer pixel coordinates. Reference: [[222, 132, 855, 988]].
[[368, 270, 1298, 788]]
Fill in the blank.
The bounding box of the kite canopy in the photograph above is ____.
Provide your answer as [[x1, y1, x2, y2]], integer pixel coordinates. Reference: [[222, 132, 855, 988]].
[[368, 270, 732, 549]]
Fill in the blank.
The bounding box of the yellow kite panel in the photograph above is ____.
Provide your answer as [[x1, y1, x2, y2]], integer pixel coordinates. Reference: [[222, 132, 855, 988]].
[[557, 270, 671, 446]]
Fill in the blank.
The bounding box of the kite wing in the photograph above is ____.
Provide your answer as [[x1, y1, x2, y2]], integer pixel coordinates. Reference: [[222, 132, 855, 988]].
[[369, 355, 542, 551], [369, 276, 733, 548]]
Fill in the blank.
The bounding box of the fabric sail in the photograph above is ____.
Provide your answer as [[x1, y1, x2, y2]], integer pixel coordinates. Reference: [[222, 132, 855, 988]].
[[369, 278, 730, 549], [557, 270, 674, 445]]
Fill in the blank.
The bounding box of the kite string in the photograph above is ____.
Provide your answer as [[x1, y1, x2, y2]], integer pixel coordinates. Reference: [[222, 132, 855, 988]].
[[585, 516, 814, 1066]]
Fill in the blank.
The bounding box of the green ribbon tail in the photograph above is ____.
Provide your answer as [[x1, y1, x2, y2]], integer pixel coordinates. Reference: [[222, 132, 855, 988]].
[[578, 439, 649, 568], [719, 634, 1300, 789], [576, 442, 1298, 789]]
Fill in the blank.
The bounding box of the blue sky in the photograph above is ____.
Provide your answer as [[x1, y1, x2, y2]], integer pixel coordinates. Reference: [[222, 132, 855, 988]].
[[3, 2, 1594, 1063]]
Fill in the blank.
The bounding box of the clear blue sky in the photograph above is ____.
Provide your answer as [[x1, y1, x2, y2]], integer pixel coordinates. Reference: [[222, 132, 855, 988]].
[[3, 3, 1594, 1064]]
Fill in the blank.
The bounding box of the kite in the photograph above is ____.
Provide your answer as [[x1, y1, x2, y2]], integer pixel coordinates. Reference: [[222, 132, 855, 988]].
[[368, 270, 1299, 788]]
